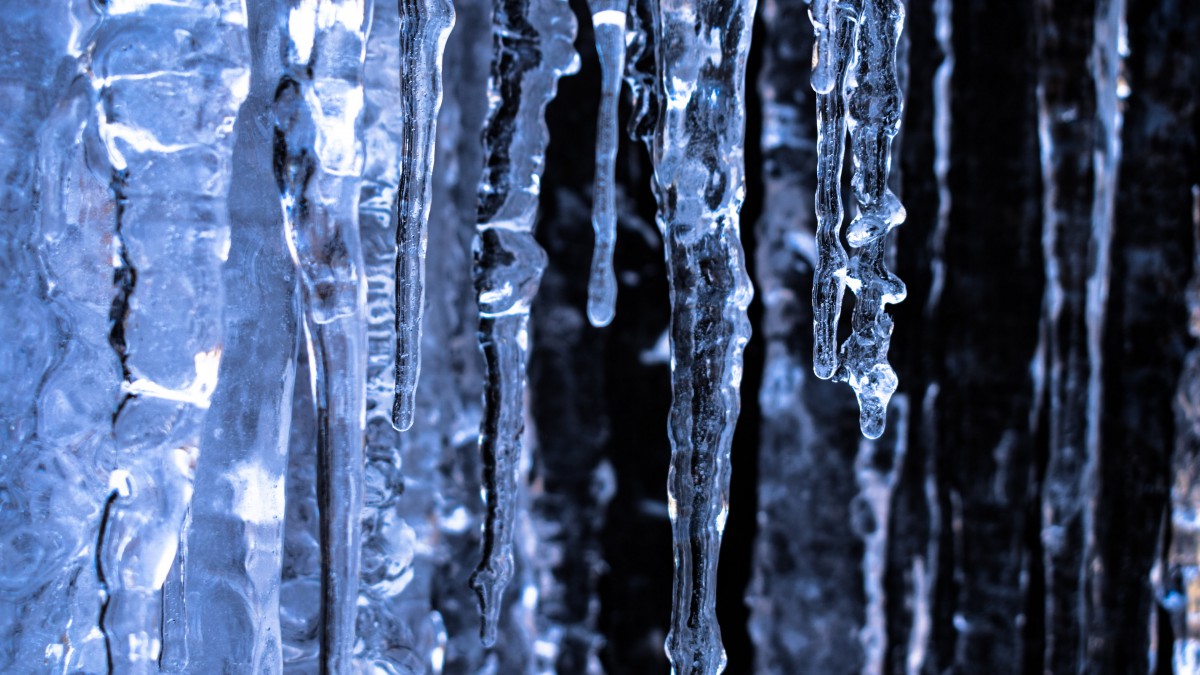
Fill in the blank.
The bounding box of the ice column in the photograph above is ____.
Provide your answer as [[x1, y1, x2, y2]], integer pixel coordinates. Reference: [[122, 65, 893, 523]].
[[649, 0, 756, 672], [468, 0, 578, 647], [82, 1, 250, 670], [391, 0, 456, 431], [272, 0, 371, 671]]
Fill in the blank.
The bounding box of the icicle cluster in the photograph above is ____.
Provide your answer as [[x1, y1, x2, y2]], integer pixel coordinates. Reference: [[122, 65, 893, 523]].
[[810, 0, 907, 439]]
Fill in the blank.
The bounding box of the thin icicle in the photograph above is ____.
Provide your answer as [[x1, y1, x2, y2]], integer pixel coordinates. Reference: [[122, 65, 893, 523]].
[[840, 0, 907, 440], [585, 0, 628, 327], [809, 0, 854, 381], [392, 0, 456, 431], [652, 0, 756, 672], [272, 1, 371, 671], [84, 1, 250, 669], [469, 0, 578, 647]]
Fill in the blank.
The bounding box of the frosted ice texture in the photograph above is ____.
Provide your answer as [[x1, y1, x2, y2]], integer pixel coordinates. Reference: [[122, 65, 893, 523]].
[[468, 0, 578, 648], [272, 0, 370, 671], [649, 0, 756, 672], [746, 0, 867, 670]]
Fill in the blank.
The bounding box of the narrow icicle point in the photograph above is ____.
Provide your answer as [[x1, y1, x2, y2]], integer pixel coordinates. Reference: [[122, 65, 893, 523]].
[[83, 1, 250, 669], [651, 0, 756, 671], [808, 0, 855, 381], [469, 0, 578, 648], [272, 1, 371, 671], [835, 0, 907, 439], [585, 0, 629, 327], [392, 0, 457, 431]]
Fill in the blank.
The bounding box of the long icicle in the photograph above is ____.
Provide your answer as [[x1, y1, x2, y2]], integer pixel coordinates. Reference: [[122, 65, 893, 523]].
[[652, 0, 756, 672], [272, 1, 371, 671], [809, 0, 854, 382], [392, 0, 456, 431], [840, 0, 907, 440], [86, 1, 250, 670], [584, 0, 629, 327], [469, 0, 578, 647]]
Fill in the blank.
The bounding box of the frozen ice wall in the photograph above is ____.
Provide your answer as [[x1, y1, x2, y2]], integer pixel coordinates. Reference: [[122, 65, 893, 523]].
[[3, 0, 1200, 674]]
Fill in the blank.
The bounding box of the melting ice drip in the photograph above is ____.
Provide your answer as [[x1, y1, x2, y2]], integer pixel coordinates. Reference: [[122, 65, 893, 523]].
[[810, 0, 907, 440]]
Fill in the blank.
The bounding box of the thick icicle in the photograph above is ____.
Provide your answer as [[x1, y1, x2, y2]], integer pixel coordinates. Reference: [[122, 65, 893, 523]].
[[651, 0, 756, 671], [272, 1, 371, 671], [469, 0, 578, 647], [391, 0, 456, 431], [584, 0, 628, 327], [839, 0, 907, 440], [83, 1, 250, 669]]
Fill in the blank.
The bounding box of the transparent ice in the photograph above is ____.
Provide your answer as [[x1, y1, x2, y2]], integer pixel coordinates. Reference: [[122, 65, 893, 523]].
[[1, 1, 1195, 674]]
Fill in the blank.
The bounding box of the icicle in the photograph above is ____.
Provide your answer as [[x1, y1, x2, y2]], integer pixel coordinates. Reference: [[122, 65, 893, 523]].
[[809, 0, 854, 382], [391, 0, 456, 431], [83, 1, 250, 670], [747, 0, 867, 670], [650, 0, 756, 671], [854, 398, 908, 675], [585, 0, 628, 327], [272, 1, 371, 671], [355, 0, 457, 666], [838, 0, 907, 440], [469, 0, 578, 647], [1033, 0, 1123, 667]]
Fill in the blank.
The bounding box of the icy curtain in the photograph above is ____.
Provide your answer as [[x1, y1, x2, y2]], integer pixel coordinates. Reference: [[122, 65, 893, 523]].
[[3, 0, 1200, 674]]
